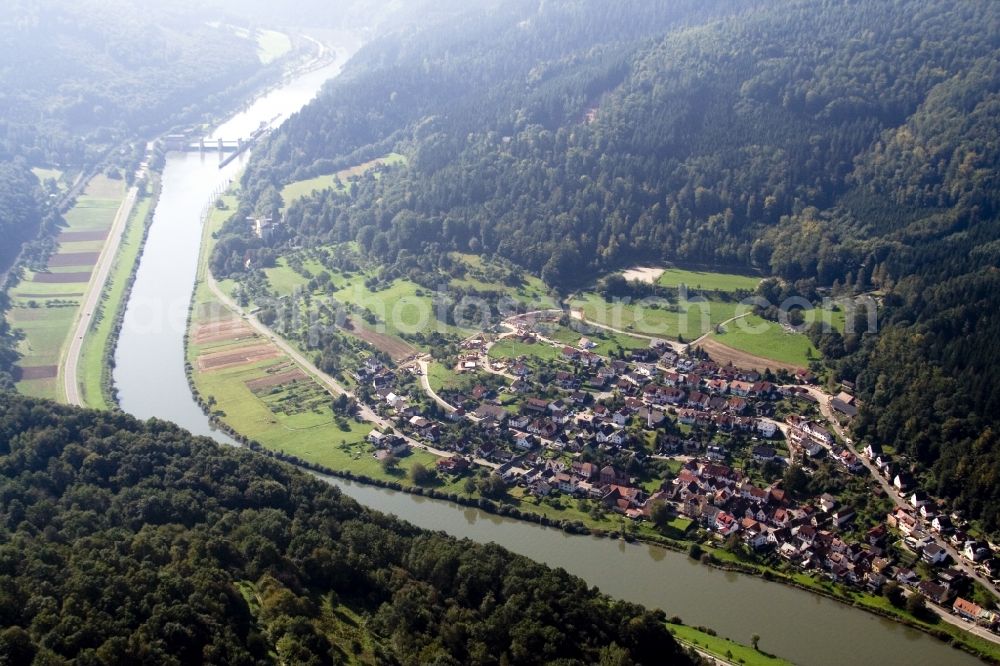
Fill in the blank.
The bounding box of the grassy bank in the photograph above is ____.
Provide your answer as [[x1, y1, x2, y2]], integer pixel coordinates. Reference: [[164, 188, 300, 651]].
[[76, 184, 155, 408], [668, 622, 793, 666]]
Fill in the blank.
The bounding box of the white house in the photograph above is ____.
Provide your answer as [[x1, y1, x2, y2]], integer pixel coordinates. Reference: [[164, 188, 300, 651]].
[[756, 419, 778, 438]]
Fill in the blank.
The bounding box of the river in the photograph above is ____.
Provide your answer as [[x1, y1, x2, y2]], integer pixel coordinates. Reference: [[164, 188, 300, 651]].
[[111, 35, 982, 666]]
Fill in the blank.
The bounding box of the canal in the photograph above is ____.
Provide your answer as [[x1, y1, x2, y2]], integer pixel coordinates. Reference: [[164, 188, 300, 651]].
[[111, 33, 983, 666]]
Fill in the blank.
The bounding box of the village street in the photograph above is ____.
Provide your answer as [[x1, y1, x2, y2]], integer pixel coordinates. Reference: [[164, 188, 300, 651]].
[[796, 385, 1000, 600]]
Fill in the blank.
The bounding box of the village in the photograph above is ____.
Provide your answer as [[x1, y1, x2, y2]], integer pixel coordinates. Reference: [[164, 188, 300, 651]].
[[350, 311, 1000, 636]]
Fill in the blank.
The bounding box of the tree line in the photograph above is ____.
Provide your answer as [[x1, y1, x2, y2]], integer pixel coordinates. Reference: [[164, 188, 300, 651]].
[[0, 393, 694, 665], [233, 0, 1000, 533]]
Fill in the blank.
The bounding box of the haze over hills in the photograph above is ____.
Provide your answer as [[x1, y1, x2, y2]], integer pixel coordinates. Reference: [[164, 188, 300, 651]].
[[3, 1, 1000, 663], [231, 0, 1000, 533]]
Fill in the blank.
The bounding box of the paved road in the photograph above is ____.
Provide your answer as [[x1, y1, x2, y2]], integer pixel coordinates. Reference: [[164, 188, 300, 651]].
[[417, 357, 456, 413], [205, 273, 499, 470], [62, 180, 140, 406], [796, 384, 1000, 605], [688, 312, 751, 348], [568, 308, 685, 352], [925, 598, 1000, 645]]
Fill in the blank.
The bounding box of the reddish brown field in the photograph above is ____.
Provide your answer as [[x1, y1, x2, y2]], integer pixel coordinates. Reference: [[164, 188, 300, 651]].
[[16, 365, 58, 380], [57, 230, 108, 242], [33, 272, 91, 283], [246, 369, 308, 391], [48, 252, 100, 267], [197, 343, 279, 371], [699, 337, 806, 373], [342, 317, 415, 361], [193, 319, 256, 344]]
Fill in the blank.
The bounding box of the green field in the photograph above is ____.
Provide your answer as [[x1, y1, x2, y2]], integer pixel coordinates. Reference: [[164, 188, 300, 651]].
[[668, 623, 793, 666], [710, 315, 820, 366], [543, 323, 649, 356], [8, 174, 124, 400], [656, 267, 761, 292], [707, 300, 851, 368], [427, 361, 470, 394], [280, 153, 406, 209], [31, 167, 65, 190], [448, 252, 557, 308], [263, 254, 329, 294], [488, 338, 563, 362], [333, 276, 474, 341], [256, 29, 292, 63], [571, 291, 739, 340], [76, 192, 153, 409]]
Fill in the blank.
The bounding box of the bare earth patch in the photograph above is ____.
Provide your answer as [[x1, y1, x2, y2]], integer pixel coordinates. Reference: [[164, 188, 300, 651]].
[[194, 319, 256, 344], [48, 252, 100, 267], [699, 337, 806, 373], [621, 266, 665, 284], [246, 369, 308, 392], [340, 317, 416, 361], [57, 230, 108, 242], [197, 343, 280, 371], [16, 365, 58, 380], [33, 272, 91, 283]]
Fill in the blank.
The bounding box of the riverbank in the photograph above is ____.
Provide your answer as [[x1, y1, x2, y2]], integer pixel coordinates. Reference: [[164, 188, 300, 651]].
[[79, 176, 160, 408], [183, 192, 998, 664], [177, 186, 785, 666], [75, 177, 158, 409], [109, 29, 989, 666]]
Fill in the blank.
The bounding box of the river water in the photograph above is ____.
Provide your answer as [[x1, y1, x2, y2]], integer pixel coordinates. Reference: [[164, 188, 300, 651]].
[[111, 37, 982, 666]]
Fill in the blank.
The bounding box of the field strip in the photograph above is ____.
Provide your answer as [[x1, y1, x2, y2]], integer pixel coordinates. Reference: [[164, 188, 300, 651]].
[[62, 182, 140, 405]]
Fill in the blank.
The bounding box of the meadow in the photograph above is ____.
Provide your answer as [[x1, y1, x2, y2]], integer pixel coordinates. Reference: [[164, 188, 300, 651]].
[[570, 291, 740, 341], [656, 267, 761, 292], [541, 322, 650, 357], [279, 153, 407, 209], [705, 302, 851, 369], [8, 174, 124, 400], [709, 314, 820, 367]]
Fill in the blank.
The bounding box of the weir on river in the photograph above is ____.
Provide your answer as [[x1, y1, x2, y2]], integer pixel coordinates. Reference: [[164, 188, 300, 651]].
[[111, 35, 982, 666]]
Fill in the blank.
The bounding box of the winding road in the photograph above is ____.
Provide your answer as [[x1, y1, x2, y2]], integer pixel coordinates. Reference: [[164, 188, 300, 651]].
[[417, 357, 456, 413], [797, 384, 1000, 604], [204, 272, 498, 469]]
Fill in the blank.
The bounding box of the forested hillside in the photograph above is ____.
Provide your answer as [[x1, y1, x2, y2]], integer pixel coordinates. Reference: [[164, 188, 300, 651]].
[[0, 393, 691, 665], [0, 163, 44, 275], [0, 0, 265, 166], [233, 1, 1000, 532]]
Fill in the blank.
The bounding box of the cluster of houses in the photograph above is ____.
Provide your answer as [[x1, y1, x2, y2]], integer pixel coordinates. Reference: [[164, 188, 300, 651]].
[[658, 459, 997, 629], [785, 414, 862, 471], [351, 325, 1000, 631]]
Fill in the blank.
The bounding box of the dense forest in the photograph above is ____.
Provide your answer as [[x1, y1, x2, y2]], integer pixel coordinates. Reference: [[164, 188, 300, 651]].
[[0, 393, 692, 665], [0, 163, 44, 275], [230, 1, 1000, 532]]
